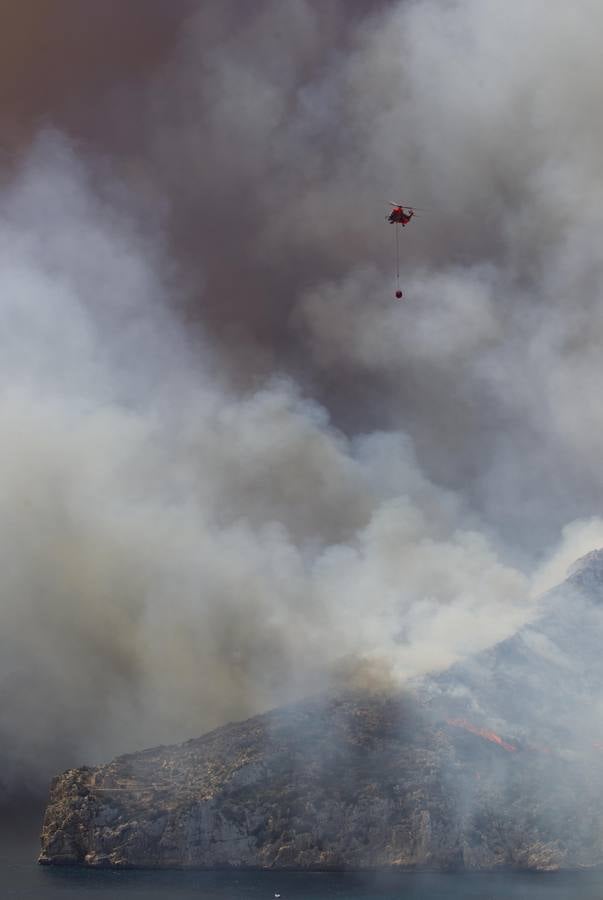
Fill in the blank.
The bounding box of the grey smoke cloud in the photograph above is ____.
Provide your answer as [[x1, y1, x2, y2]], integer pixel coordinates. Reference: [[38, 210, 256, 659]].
[[1, 0, 602, 795], [0, 134, 526, 796], [130, 0, 603, 553]]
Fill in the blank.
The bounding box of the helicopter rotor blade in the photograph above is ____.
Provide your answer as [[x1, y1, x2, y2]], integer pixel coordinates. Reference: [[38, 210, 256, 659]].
[[389, 201, 426, 211]]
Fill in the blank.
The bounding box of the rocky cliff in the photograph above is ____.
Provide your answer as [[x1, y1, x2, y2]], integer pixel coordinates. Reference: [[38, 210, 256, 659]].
[[39, 551, 603, 870]]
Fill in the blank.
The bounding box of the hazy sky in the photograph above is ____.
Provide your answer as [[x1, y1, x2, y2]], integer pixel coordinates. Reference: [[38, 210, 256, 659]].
[[2, 0, 603, 802]]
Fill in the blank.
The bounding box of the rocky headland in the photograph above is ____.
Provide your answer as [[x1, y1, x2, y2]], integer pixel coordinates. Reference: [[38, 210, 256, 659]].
[[39, 550, 603, 870]]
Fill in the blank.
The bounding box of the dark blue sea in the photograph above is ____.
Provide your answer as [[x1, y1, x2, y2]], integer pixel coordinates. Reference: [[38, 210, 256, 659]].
[[4, 828, 603, 899]]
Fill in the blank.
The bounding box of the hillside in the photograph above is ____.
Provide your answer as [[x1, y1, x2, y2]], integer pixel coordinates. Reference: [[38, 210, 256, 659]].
[[39, 551, 603, 870]]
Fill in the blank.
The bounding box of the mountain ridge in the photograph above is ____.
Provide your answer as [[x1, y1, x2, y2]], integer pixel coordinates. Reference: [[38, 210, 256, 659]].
[[38, 549, 603, 870]]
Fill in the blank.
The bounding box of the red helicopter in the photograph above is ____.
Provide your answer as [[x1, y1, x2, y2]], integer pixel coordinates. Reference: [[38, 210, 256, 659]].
[[387, 201, 420, 299], [388, 202, 416, 226]]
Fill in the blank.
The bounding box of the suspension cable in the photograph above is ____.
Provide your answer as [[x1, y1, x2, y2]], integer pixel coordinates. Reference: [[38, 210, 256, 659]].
[[395, 223, 400, 292]]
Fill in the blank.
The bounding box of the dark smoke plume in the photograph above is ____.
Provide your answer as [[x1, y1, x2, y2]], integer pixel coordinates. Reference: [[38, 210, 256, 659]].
[[0, 0, 602, 801]]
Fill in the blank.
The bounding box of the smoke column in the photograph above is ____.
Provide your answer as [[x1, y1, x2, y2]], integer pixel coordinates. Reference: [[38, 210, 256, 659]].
[[0, 0, 602, 803]]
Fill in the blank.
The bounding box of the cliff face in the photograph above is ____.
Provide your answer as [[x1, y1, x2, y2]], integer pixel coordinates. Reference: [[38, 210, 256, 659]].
[[41, 695, 464, 870], [38, 693, 603, 871], [39, 551, 603, 870]]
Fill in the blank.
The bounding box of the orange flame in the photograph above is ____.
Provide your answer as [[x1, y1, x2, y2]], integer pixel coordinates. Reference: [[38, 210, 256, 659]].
[[446, 718, 517, 753]]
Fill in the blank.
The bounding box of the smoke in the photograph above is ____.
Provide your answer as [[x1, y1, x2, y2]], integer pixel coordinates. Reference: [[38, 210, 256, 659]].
[[532, 519, 603, 597], [0, 134, 527, 795], [130, 0, 603, 552], [1, 0, 603, 798]]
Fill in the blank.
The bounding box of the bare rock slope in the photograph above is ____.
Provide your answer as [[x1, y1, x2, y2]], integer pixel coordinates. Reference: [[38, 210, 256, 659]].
[[39, 692, 603, 870], [39, 551, 603, 870]]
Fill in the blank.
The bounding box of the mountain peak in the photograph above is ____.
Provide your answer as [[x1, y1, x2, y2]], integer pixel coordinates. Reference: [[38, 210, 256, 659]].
[[566, 548, 603, 593]]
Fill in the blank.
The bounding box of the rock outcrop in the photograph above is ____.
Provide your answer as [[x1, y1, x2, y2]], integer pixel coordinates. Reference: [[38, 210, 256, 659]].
[[39, 551, 603, 870]]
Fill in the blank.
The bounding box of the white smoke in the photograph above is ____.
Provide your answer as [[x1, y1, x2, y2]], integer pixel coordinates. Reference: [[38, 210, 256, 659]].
[[2, 0, 603, 791], [142, 0, 603, 551], [0, 135, 528, 789]]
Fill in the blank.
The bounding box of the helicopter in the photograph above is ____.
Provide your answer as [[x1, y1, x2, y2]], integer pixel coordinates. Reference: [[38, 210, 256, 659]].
[[387, 201, 421, 298], [387, 202, 416, 226]]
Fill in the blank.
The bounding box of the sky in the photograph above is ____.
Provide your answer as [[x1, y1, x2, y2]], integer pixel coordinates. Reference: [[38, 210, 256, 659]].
[[2, 0, 603, 806]]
